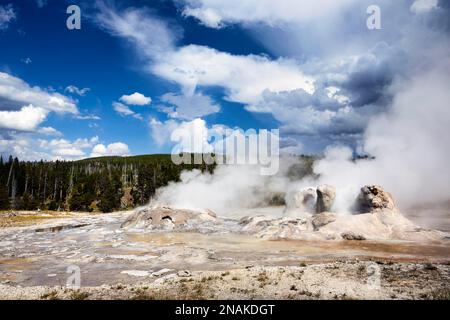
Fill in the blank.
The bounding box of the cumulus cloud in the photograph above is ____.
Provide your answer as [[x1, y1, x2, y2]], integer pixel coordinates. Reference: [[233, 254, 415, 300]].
[[159, 92, 220, 120], [170, 118, 213, 154], [65, 85, 90, 96], [243, 44, 398, 151], [39, 136, 100, 156], [0, 135, 50, 161], [1, 135, 97, 161], [149, 117, 220, 153], [0, 72, 78, 132], [90, 142, 130, 157], [149, 117, 180, 147], [1, 133, 130, 161], [120, 92, 151, 105], [0, 4, 15, 30], [0, 105, 47, 131]]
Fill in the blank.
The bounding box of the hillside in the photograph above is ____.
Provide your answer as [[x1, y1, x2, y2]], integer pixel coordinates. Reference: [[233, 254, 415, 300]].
[[0, 154, 215, 213]]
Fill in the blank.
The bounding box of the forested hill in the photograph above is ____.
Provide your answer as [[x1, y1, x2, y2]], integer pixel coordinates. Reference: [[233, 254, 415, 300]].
[[0, 154, 214, 213]]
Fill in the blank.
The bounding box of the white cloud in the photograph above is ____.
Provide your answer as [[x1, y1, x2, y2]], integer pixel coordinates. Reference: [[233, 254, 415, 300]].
[[120, 92, 152, 105], [0, 135, 49, 161], [37, 126, 63, 136], [113, 102, 134, 115], [65, 85, 90, 96], [0, 72, 78, 114], [0, 135, 102, 161], [96, 4, 178, 59], [74, 114, 101, 120], [153, 45, 314, 104], [149, 117, 214, 153], [0, 4, 15, 30], [112, 101, 143, 120], [170, 118, 213, 153], [180, 0, 356, 28], [149, 117, 180, 147], [160, 92, 220, 120], [94, 1, 450, 158], [182, 7, 223, 28], [0, 133, 130, 161], [39, 136, 99, 151], [96, 5, 315, 106], [149, 117, 256, 156], [0, 72, 78, 132], [38, 136, 100, 160], [410, 0, 438, 14], [0, 105, 47, 131], [53, 147, 85, 157], [90, 142, 130, 157]]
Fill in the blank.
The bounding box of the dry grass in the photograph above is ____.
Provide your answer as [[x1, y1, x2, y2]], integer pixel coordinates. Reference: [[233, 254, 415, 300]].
[[69, 290, 90, 300], [0, 212, 71, 228], [40, 290, 59, 300], [426, 288, 450, 300]]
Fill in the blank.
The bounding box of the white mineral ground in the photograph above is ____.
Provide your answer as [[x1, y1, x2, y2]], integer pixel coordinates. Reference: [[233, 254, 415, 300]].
[[0, 185, 449, 299]]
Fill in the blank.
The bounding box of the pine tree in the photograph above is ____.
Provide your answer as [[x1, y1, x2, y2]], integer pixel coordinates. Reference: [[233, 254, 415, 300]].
[[0, 184, 9, 210]]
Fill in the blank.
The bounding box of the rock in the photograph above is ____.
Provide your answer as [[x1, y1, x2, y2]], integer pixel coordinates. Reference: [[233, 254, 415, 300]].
[[312, 212, 336, 230], [240, 216, 310, 240], [341, 232, 366, 241], [152, 268, 173, 277], [285, 188, 317, 213], [120, 270, 150, 277], [177, 270, 191, 277], [357, 185, 397, 213], [35, 223, 89, 233], [316, 185, 336, 213], [121, 206, 217, 230]]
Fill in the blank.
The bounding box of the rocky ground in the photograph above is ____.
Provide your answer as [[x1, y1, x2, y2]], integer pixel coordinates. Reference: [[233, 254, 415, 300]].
[[1, 187, 449, 300], [1, 262, 449, 300]]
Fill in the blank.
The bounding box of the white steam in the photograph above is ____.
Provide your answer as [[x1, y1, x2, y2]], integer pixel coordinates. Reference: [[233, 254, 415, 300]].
[[153, 64, 450, 217], [314, 65, 450, 213], [154, 160, 291, 216]]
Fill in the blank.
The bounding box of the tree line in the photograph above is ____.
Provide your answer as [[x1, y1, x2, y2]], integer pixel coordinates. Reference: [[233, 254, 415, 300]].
[[0, 154, 214, 213]]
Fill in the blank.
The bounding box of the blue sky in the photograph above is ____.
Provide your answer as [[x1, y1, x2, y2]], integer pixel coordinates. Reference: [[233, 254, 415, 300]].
[[0, 0, 449, 160]]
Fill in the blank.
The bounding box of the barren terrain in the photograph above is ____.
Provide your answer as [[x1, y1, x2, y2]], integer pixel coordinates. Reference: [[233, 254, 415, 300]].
[[0, 209, 449, 300]]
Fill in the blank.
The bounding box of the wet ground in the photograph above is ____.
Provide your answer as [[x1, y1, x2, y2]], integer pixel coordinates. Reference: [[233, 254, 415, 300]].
[[1, 211, 449, 289]]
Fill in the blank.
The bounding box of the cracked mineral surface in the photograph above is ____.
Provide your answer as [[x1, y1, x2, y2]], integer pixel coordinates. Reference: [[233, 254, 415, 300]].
[[0, 204, 449, 299]]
